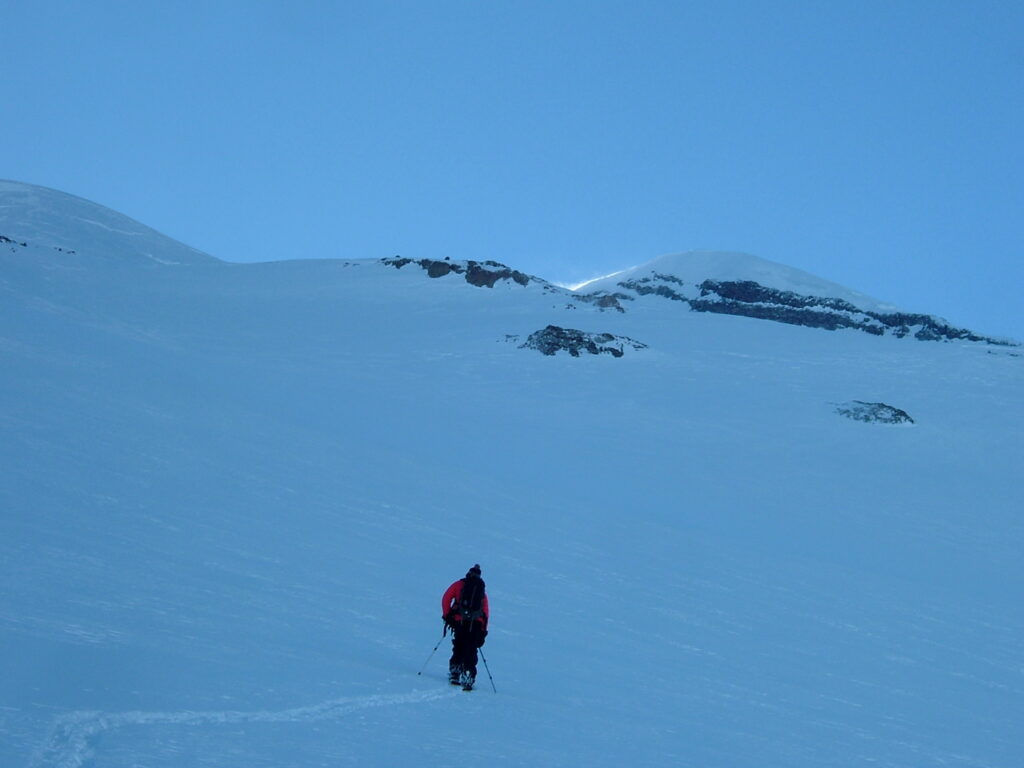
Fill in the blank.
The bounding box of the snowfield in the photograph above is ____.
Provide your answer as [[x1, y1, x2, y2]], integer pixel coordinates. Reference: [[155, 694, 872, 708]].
[[1, 181, 1021, 767]]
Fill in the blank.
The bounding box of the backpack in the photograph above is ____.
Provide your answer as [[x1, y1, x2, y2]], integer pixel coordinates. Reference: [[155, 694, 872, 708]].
[[459, 574, 486, 622]]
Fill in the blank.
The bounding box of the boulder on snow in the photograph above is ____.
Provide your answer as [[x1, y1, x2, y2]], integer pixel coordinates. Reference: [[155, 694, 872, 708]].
[[520, 325, 647, 357], [834, 401, 915, 425]]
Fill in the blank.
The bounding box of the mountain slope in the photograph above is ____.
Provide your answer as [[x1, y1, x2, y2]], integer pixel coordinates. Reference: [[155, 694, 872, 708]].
[[577, 250, 1012, 344], [577, 250, 896, 309], [1, 182, 1021, 768], [0, 180, 215, 266]]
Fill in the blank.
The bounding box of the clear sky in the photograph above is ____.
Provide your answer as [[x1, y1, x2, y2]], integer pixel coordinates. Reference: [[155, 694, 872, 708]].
[[4, 1, 1022, 339]]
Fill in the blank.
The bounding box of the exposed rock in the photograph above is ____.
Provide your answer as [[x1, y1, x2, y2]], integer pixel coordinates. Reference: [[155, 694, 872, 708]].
[[465, 260, 531, 287], [696, 279, 1009, 343], [835, 401, 915, 425], [620, 279, 688, 304], [426, 260, 454, 278], [595, 295, 622, 310], [613, 273, 1013, 345], [690, 281, 873, 333], [382, 257, 532, 288], [519, 325, 647, 357], [572, 291, 631, 312], [652, 272, 685, 286]]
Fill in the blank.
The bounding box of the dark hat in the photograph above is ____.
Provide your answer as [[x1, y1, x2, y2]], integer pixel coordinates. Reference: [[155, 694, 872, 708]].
[[467, 564, 481, 577]]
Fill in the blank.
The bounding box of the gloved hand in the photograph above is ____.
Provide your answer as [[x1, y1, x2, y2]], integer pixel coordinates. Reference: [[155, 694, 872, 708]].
[[476, 629, 487, 648]]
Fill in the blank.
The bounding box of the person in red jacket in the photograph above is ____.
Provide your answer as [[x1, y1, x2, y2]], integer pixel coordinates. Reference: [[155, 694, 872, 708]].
[[442, 564, 489, 688]]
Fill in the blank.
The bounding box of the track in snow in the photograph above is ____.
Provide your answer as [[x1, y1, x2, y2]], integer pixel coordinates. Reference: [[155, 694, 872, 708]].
[[31, 688, 455, 768]]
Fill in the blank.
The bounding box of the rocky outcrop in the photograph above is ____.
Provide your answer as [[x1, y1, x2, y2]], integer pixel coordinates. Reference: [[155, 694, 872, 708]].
[[383, 257, 532, 288], [695, 280, 1005, 343], [613, 273, 1011, 345], [572, 292, 631, 312], [519, 325, 646, 357], [834, 401, 915, 424], [619, 278, 688, 304]]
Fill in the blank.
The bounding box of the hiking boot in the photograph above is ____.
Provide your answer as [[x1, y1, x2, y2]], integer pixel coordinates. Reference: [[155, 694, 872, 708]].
[[448, 666, 462, 685]]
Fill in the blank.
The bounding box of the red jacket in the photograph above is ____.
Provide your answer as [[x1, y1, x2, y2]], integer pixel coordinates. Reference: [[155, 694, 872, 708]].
[[442, 579, 489, 628]]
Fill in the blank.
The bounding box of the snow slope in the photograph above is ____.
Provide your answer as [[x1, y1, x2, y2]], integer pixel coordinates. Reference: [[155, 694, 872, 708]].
[[1, 181, 1022, 767], [0, 180, 215, 266]]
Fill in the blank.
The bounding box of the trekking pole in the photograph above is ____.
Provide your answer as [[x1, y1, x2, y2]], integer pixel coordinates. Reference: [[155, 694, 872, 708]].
[[417, 627, 447, 676], [478, 648, 497, 693]]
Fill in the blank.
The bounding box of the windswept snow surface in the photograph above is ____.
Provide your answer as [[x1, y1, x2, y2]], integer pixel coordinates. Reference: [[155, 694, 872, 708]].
[[1, 182, 1022, 767]]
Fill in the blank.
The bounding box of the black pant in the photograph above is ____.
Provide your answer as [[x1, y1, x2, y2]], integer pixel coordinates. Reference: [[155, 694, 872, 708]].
[[449, 620, 485, 677]]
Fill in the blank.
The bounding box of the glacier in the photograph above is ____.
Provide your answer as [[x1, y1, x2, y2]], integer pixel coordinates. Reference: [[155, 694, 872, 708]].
[[1, 181, 1021, 767]]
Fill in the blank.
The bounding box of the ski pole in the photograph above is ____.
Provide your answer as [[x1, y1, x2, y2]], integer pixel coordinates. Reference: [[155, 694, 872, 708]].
[[417, 628, 447, 676], [479, 648, 497, 693]]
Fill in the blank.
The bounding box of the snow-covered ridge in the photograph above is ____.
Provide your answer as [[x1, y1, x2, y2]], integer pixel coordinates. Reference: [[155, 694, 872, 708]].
[[576, 251, 1013, 345], [0, 179, 216, 266], [1, 182, 1011, 345], [576, 251, 897, 311]]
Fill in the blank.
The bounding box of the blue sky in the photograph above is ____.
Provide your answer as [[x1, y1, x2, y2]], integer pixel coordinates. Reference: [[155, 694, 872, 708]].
[[4, 1, 1022, 338]]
